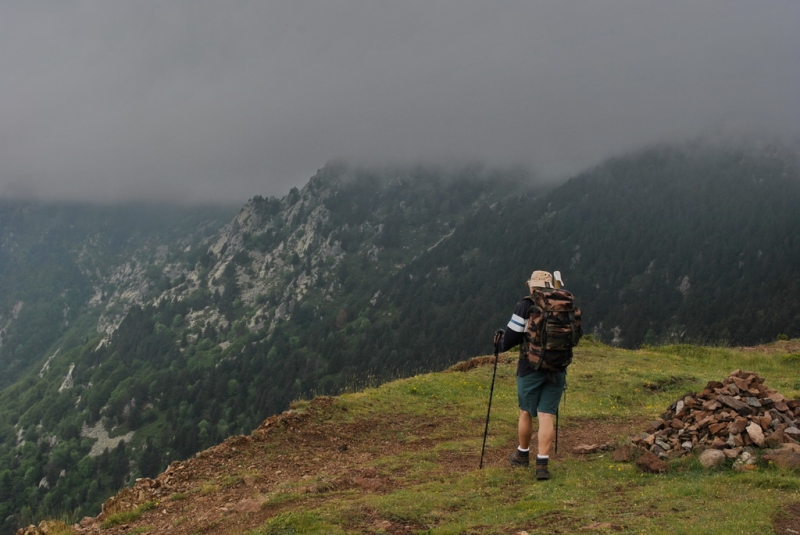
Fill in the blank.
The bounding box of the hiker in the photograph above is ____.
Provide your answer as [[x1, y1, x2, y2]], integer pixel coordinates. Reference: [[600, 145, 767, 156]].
[[493, 270, 581, 480]]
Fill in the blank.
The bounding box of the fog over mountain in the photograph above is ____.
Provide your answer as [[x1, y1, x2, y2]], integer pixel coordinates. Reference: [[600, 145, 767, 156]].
[[0, 1, 798, 203]]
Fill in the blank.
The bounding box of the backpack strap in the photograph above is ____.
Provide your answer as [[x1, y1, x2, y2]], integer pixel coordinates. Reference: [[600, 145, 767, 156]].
[[530, 288, 548, 331], [523, 290, 544, 340], [540, 309, 549, 350]]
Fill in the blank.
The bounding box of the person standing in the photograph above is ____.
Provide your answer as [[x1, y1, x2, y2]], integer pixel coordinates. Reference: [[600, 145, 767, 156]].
[[493, 270, 581, 480]]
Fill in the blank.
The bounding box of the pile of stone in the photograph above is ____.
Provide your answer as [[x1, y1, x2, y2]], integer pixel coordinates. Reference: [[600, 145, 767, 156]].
[[632, 369, 800, 460]]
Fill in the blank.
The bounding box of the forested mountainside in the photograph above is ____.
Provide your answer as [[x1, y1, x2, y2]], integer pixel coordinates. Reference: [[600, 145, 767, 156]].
[[0, 142, 798, 533], [387, 142, 800, 358], [0, 203, 238, 389]]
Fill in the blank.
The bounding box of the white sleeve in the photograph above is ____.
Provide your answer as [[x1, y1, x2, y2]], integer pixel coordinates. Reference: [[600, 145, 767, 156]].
[[507, 313, 526, 333]]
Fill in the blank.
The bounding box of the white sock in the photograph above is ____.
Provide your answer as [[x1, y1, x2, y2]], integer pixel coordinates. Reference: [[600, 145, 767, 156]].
[[518, 446, 530, 453], [537, 454, 549, 460]]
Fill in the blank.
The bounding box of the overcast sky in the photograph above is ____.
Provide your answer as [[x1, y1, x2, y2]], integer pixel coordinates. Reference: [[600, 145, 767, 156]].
[[0, 1, 798, 204]]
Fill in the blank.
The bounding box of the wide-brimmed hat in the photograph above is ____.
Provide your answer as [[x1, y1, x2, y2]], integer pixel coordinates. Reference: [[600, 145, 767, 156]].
[[527, 270, 553, 288]]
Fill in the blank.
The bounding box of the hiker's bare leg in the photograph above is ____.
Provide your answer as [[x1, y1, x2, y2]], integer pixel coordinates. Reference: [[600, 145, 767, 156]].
[[537, 412, 555, 456], [518, 410, 533, 449]]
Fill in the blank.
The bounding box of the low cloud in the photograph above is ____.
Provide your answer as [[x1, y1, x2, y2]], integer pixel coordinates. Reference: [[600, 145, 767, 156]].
[[0, 1, 797, 203]]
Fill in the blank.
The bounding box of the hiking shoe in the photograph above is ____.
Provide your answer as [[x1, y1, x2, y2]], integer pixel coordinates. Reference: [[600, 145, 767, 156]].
[[535, 464, 551, 480], [509, 450, 530, 467]]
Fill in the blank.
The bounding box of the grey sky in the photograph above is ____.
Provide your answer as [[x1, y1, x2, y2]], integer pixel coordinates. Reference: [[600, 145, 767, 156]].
[[1, 1, 798, 204]]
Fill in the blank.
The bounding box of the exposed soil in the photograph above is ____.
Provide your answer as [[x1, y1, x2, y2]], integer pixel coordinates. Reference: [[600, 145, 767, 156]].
[[739, 340, 800, 355], [447, 353, 516, 372], [774, 503, 800, 534]]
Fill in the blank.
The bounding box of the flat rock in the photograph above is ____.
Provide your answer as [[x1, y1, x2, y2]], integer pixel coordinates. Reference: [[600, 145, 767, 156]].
[[774, 401, 790, 412], [711, 436, 727, 449], [765, 429, 785, 448], [699, 449, 727, 468], [732, 376, 751, 390], [763, 449, 800, 470], [717, 395, 752, 416], [746, 422, 766, 447], [635, 451, 669, 473], [612, 445, 635, 462], [785, 427, 800, 438], [646, 420, 665, 433], [723, 448, 742, 459], [709, 422, 728, 435], [745, 397, 762, 408]]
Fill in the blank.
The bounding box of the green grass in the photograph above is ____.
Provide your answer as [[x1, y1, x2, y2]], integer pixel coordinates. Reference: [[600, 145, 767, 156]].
[[254, 341, 800, 533], [246, 511, 346, 535], [100, 509, 143, 529], [222, 474, 244, 488], [198, 482, 220, 495], [100, 500, 160, 529]]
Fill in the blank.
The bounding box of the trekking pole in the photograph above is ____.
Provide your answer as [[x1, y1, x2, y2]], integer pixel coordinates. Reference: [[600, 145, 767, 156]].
[[479, 334, 502, 469], [555, 385, 565, 455], [554, 409, 559, 455]]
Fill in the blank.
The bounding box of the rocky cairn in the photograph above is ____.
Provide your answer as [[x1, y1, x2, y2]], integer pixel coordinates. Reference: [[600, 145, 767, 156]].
[[631, 369, 800, 465]]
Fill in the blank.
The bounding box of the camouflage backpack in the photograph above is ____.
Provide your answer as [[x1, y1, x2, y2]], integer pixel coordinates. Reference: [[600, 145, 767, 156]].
[[522, 288, 582, 371]]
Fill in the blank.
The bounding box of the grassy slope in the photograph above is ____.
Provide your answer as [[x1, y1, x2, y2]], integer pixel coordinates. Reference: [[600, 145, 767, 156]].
[[59, 340, 800, 534]]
